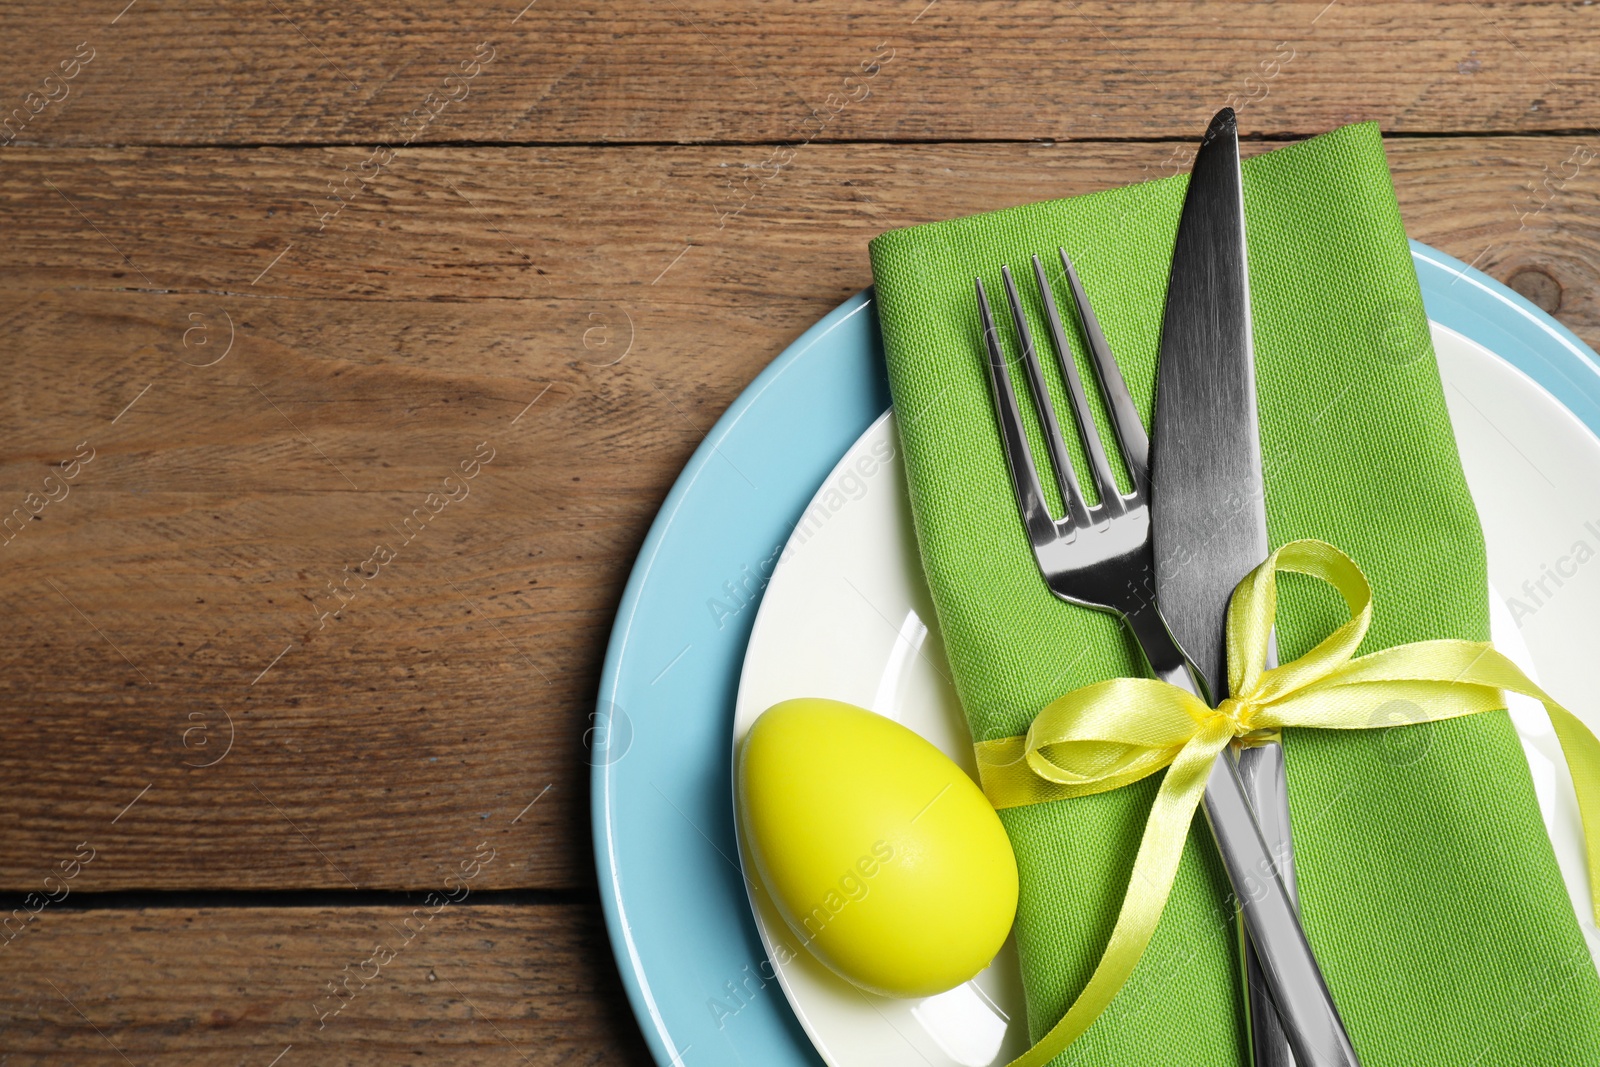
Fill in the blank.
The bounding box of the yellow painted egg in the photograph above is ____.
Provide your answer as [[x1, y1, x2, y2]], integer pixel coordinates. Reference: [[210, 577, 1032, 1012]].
[[737, 697, 1018, 998]]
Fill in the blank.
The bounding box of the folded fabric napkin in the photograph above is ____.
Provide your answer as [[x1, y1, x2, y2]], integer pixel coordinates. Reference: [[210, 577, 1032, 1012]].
[[869, 122, 1600, 1065]]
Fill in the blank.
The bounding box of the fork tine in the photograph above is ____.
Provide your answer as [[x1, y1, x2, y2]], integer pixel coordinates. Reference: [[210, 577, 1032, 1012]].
[[1031, 254, 1126, 516], [975, 277, 1059, 545], [999, 265, 1092, 528], [1058, 248, 1150, 488]]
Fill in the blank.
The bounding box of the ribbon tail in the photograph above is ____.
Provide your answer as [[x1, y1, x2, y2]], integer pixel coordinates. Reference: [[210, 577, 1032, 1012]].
[[1402, 642, 1600, 928], [1542, 702, 1600, 925], [1318, 639, 1600, 927], [1004, 726, 1230, 1067]]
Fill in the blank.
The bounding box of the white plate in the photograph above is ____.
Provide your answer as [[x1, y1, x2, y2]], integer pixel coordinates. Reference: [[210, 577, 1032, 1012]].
[[731, 323, 1600, 1067]]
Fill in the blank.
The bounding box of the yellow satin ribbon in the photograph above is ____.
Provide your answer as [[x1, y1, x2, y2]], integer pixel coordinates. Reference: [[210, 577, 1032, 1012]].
[[975, 539, 1600, 1067]]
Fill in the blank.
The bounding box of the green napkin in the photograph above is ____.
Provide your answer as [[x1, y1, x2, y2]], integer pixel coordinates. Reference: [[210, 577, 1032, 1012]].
[[869, 123, 1600, 1065]]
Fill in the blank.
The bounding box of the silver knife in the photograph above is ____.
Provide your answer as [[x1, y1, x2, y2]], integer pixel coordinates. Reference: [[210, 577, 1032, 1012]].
[[1149, 106, 1297, 1067], [1149, 107, 1359, 1067]]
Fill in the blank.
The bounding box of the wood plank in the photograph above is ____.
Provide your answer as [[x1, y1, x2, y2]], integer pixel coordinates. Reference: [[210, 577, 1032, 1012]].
[[0, 1, 1598, 146], [0, 134, 1594, 891], [0, 902, 651, 1064], [5, 137, 1598, 312]]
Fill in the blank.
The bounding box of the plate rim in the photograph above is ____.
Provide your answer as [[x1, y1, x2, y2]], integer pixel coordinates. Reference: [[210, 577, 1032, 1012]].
[[594, 293, 878, 1067]]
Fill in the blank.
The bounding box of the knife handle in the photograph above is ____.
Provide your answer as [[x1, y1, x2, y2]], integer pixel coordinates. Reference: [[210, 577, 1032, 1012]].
[[1239, 741, 1299, 1067], [1204, 751, 1360, 1067], [1244, 920, 1296, 1067]]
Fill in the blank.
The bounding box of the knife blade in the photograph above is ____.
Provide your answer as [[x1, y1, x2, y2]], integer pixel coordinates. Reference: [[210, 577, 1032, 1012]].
[[1149, 108, 1342, 1067], [1150, 107, 1268, 700]]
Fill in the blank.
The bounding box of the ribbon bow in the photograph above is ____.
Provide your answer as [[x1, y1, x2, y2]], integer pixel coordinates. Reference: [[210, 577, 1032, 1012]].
[[974, 539, 1600, 1067]]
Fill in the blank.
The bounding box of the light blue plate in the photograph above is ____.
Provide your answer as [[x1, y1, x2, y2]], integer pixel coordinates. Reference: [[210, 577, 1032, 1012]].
[[592, 241, 1600, 1067]]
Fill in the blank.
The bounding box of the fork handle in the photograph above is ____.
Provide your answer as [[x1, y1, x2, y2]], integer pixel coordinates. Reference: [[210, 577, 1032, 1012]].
[[1124, 603, 1359, 1067], [1123, 600, 1210, 696], [1203, 753, 1359, 1067]]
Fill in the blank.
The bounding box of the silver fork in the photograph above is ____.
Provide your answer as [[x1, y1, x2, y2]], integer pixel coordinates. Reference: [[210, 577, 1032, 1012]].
[[975, 250, 1359, 1067], [975, 252, 1182, 684]]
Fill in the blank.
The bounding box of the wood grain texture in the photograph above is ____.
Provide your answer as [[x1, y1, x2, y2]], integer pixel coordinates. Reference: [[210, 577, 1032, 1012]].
[[0, 1, 1596, 147], [3, 3, 1600, 1061], [0, 902, 651, 1064], [0, 134, 1596, 890]]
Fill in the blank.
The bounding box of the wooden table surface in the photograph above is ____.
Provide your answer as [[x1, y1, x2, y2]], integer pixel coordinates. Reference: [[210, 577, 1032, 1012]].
[[1, 1, 1597, 1062]]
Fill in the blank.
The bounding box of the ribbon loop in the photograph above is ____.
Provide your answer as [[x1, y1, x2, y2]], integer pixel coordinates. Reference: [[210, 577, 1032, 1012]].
[[978, 539, 1600, 1067]]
